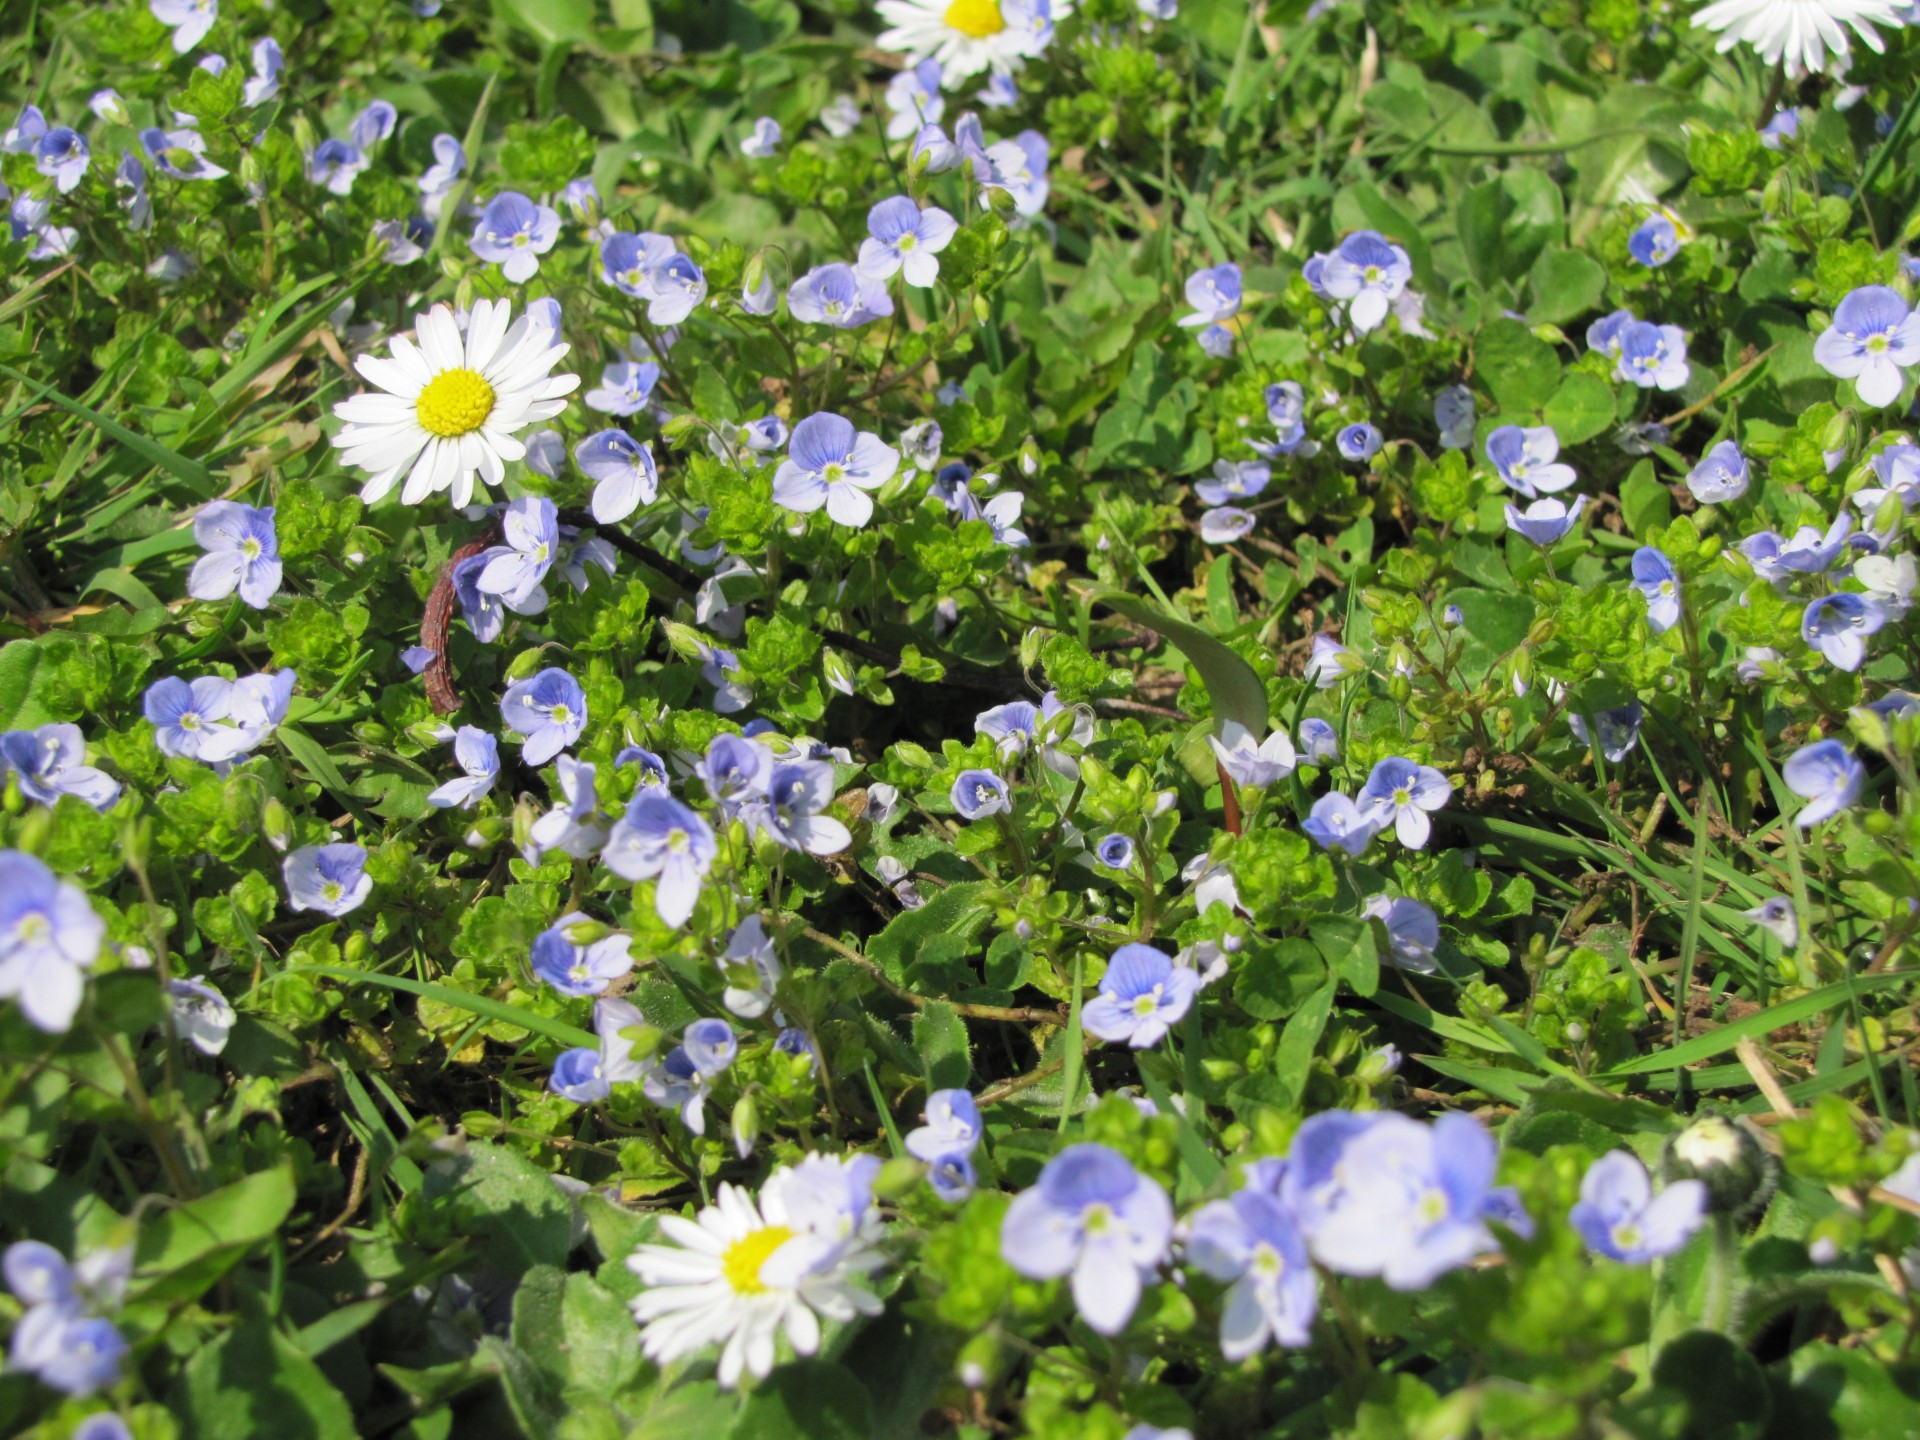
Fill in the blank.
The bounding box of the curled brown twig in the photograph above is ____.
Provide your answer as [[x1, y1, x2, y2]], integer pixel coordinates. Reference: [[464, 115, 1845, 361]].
[[420, 526, 500, 715]]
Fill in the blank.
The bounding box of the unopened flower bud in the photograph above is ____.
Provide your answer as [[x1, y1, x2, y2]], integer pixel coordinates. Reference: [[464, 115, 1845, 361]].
[[1662, 1113, 1778, 1222]]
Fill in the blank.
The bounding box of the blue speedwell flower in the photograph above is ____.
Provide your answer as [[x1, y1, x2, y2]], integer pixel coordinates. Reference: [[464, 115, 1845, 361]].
[[1083, 943, 1204, 1049], [1569, 1151, 1705, 1262], [1782, 738, 1864, 827], [789, 262, 894, 328], [532, 912, 634, 997], [758, 760, 853, 856], [1614, 320, 1690, 390], [34, 127, 89, 194], [602, 790, 717, 929], [1687, 440, 1749, 503], [1802, 593, 1887, 672], [151, 0, 217, 53], [244, 36, 283, 106], [283, 843, 372, 918], [1179, 263, 1242, 331], [1570, 701, 1645, 763], [951, 768, 1009, 819], [695, 733, 772, 819], [1095, 833, 1136, 869], [1305, 634, 1359, 688], [858, 196, 959, 288], [143, 675, 234, 761], [1433, 384, 1475, 450], [1814, 285, 1920, 409], [3, 1238, 129, 1397], [501, 668, 587, 766], [427, 726, 499, 810], [0, 851, 106, 1033], [772, 413, 901, 528], [418, 134, 466, 218], [1485, 425, 1576, 497], [526, 755, 608, 863], [1631, 547, 1681, 633], [1194, 460, 1269, 506], [739, 116, 782, 157], [1297, 718, 1338, 765], [584, 341, 662, 418], [476, 497, 560, 609], [1359, 756, 1450, 849], [139, 126, 228, 180], [906, 1089, 983, 1202], [1200, 507, 1254, 543], [1183, 1172, 1318, 1359], [1282, 1110, 1519, 1290], [1250, 381, 1316, 459], [1315, 230, 1411, 333], [470, 192, 561, 284], [1209, 721, 1297, 789], [1000, 1144, 1174, 1336], [0, 725, 120, 812], [1361, 895, 1440, 973], [1337, 422, 1382, 462], [1627, 212, 1682, 267], [1504, 495, 1588, 547]]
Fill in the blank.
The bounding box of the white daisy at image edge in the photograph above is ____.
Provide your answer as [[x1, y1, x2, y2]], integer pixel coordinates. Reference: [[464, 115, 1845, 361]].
[[875, 0, 1075, 80], [1690, 0, 1907, 77], [331, 298, 580, 508]]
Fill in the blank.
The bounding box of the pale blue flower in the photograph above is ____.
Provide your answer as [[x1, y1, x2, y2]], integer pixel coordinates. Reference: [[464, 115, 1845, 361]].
[[1305, 634, 1358, 688], [1362, 894, 1440, 973], [1282, 1110, 1509, 1290], [1179, 264, 1242, 328], [884, 60, 944, 141], [197, 669, 295, 764], [1197, 324, 1235, 357], [1359, 756, 1450, 849], [1759, 108, 1800, 148], [1782, 738, 1864, 827], [151, 0, 217, 53], [1802, 593, 1887, 671], [789, 262, 894, 328], [1570, 1151, 1705, 1262], [951, 768, 1008, 819], [307, 138, 369, 195], [910, 123, 957, 174], [1200, 507, 1255, 543], [350, 100, 397, 150], [115, 151, 151, 231], [532, 911, 633, 997], [584, 347, 662, 418], [1486, 425, 1576, 498], [1687, 440, 1749, 503], [1317, 230, 1411, 332], [973, 692, 1089, 776], [0, 852, 105, 1033], [1209, 721, 1297, 788], [9, 1305, 126, 1396], [695, 733, 772, 819], [1084, 943, 1203, 1049], [143, 676, 234, 760], [0, 725, 120, 811], [858, 196, 958, 288], [1000, 1144, 1173, 1335], [979, 131, 1050, 217], [1095, 833, 1135, 869], [418, 134, 466, 218], [1631, 547, 1681, 633], [189, 501, 281, 608], [283, 843, 371, 917], [1570, 700, 1644, 763], [1745, 897, 1799, 947], [1183, 1181, 1317, 1358], [742, 266, 777, 314], [643, 1044, 713, 1134], [740, 116, 782, 157], [2, 105, 45, 153], [758, 760, 852, 855], [139, 126, 228, 180], [1297, 718, 1338, 765], [1586, 308, 1635, 360], [819, 94, 862, 138], [35, 128, 89, 194], [644, 253, 708, 326], [244, 37, 283, 106], [773, 412, 899, 527], [500, 668, 587, 766], [1815, 286, 1920, 408], [1615, 320, 1690, 391], [904, 1089, 982, 1171], [1250, 381, 1315, 458], [1434, 384, 1475, 450], [427, 726, 499, 809], [602, 790, 716, 929], [470, 192, 560, 283], [373, 218, 426, 264], [1504, 495, 1588, 546], [549, 1046, 611, 1104], [476, 497, 559, 609], [1195, 460, 1269, 506], [1628, 213, 1681, 267], [527, 754, 608, 862], [1337, 422, 1382, 462]]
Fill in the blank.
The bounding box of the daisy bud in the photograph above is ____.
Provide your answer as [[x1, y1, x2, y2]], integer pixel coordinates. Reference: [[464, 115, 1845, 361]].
[[1661, 1113, 1778, 1223]]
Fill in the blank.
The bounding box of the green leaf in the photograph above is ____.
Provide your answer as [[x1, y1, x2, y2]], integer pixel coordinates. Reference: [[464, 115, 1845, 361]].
[[1313, 914, 1379, 999], [492, 0, 595, 44], [0, 640, 62, 729], [1475, 318, 1561, 414], [728, 1359, 874, 1440], [0, 362, 219, 495], [1543, 372, 1617, 445], [1090, 588, 1267, 735], [170, 1313, 357, 1439], [278, 965, 596, 1048], [865, 881, 994, 988], [913, 999, 972, 1092], [1619, 459, 1671, 538], [1233, 939, 1324, 1021], [1529, 248, 1608, 327], [511, 1266, 644, 1398], [1270, 980, 1335, 1110], [1458, 169, 1564, 295], [135, 1164, 297, 1304], [423, 1141, 575, 1278]]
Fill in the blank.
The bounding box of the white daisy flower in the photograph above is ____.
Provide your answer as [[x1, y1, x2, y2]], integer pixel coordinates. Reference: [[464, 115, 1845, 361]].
[[330, 299, 580, 508], [1690, 0, 1906, 77], [627, 1156, 886, 1388], [876, 0, 1074, 81]]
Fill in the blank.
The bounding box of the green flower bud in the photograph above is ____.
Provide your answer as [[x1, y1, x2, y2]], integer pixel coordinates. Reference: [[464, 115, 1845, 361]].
[[1662, 1113, 1778, 1222], [262, 798, 293, 852], [873, 1156, 922, 1201], [563, 918, 615, 946], [462, 1110, 505, 1137]]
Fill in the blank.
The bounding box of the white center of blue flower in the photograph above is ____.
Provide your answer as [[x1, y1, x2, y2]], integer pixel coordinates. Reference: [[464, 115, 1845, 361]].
[[1867, 334, 1889, 353], [898, 233, 918, 252], [16, 912, 50, 946], [1253, 1243, 1284, 1277], [823, 463, 846, 484], [322, 880, 344, 903], [1610, 1220, 1642, 1253], [241, 538, 262, 561], [1131, 987, 1163, 1018], [1415, 1188, 1449, 1226], [550, 704, 571, 725], [1082, 1202, 1113, 1236], [1393, 785, 1411, 806], [667, 826, 690, 854]]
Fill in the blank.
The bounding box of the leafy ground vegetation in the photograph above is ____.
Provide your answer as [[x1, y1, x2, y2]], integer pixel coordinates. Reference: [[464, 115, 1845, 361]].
[[6, 0, 1920, 1435]]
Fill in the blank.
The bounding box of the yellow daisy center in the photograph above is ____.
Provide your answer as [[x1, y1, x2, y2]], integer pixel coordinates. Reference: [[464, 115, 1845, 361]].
[[944, 0, 1006, 38], [721, 1224, 795, 1295], [415, 367, 497, 439]]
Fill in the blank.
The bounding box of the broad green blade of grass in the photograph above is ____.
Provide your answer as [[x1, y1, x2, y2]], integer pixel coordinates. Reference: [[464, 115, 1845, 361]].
[[275, 966, 596, 1049]]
